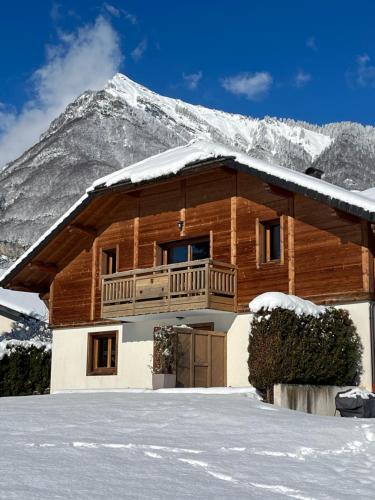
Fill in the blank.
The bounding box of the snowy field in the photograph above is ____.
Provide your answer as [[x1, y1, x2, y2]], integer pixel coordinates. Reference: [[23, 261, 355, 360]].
[[0, 391, 374, 499]]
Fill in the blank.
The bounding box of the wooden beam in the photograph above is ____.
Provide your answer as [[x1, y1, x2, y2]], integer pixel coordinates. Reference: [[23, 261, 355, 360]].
[[287, 196, 295, 295], [67, 223, 97, 238], [90, 238, 98, 321], [28, 261, 59, 274], [333, 208, 359, 224], [265, 183, 293, 198], [230, 174, 237, 265], [133, 199, 140, 269], [11, 282, 49, 294], [255, 218, 260, 270], [179, 179, 186, 236], [361, 220, 374, 293]]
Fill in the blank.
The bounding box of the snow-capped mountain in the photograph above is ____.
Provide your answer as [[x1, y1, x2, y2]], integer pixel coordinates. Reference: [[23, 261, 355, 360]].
[[0, 73, 374, 262]]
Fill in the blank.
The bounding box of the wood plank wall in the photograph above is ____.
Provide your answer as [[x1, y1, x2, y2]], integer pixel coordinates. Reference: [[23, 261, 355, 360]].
[[50, 167, 371, 326]]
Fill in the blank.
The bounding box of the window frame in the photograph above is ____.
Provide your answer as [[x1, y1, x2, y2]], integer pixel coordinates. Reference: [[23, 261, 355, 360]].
[[87, 331, 118, 376], [100, 245, 119, 276], [257, 218, 283, 266], [158, 236, 211, 265]]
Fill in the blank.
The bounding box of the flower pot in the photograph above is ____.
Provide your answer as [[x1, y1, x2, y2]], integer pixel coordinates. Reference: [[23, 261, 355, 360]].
[[152, 373, 176, 390]]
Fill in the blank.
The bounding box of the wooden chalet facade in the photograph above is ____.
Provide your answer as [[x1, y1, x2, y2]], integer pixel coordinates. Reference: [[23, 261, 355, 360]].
[[1, 141, 375, 392]]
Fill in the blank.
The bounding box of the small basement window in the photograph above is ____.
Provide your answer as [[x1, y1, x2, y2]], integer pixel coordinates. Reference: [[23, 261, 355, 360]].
[[260, 219, 281, 263], [87, 331, 118, 376], [101, 247, 118, 275]]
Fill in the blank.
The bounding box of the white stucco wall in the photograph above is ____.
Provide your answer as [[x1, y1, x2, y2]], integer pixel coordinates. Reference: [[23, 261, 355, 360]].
[[50, 313, 243, 393], [335, 302, 373, 391], [50, 302, 374, 393], [0, 315, 13, 335], [226, 314, 252, 387], [51, 323, 154, 393]]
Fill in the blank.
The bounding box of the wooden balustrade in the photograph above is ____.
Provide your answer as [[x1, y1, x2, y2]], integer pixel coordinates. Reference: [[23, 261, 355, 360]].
[[101, 259, 237, 318]]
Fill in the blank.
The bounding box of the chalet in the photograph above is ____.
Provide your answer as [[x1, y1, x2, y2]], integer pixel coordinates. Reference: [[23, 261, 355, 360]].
[[0, 140, 374, 392]]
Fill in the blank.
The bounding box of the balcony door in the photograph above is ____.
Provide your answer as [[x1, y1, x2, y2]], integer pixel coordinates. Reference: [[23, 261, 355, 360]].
[[161, 237, 210, 265]]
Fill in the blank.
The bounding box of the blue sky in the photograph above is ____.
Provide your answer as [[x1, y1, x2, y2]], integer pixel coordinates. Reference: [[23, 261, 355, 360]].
[[0, 1, 375, 164]]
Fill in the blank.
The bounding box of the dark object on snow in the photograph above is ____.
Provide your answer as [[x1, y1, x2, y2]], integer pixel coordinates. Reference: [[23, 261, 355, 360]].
[[335, 389, 375, 418], [305, 166, 324, 179]]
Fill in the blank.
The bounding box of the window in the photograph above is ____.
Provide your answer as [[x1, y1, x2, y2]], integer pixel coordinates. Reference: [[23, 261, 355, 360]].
[[260, 219, 281, 263], [87, 331, 118, 375], [160, 237, 210, 265], [101, 247, 118, 275]]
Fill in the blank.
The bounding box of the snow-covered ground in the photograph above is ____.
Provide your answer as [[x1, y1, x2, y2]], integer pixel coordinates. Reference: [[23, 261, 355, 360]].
[[0, 391, 374, 499]]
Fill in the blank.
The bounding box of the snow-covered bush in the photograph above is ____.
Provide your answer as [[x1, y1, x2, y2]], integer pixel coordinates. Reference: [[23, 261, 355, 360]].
[[152, 325, 177, 375], [0, 315, 52, 397], [248, 300, 362, 402]]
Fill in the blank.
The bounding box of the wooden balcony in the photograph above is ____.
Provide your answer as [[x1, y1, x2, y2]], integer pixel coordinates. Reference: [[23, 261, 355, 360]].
[[101, 259, 237, 318]]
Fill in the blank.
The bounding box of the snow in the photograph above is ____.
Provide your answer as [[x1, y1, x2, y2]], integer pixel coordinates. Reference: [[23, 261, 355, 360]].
[[89, 138, 375, 216], [2, 138, 375, 287], [0, 338, 51, 360], [339, 388, 375, 399], [0, 270, 48, 318], [0, 391, 374, 499], [0, 193, 88, 285], [106, 74, 332, 161], [361, 187, 375, 200], [249, 292, 326, 317]]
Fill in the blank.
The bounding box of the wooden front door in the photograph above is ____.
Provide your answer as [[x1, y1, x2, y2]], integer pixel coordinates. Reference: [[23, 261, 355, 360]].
[[176, 328, 226, 388]]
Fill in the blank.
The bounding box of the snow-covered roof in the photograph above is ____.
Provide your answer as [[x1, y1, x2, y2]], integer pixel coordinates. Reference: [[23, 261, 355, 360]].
[[0, 271, 48, 318], [89, 140, 375, 218], [1, 139, 375, 287]]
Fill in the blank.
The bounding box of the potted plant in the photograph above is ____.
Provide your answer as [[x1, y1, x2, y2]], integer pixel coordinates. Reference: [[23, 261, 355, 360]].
[[152, 325, 177, 389]]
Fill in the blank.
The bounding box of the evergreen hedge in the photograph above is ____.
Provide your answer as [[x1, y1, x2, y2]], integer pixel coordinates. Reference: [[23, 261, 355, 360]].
[[248, 307, 363, 402], [0, 344, 51, 397]]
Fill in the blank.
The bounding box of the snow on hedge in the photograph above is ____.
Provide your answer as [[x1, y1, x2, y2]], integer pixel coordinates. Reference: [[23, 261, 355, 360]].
[[249, 292, 326, 317], [0, 339, 51, 360]]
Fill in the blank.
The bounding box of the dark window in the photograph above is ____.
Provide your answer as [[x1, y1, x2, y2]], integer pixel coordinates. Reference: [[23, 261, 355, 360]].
[[101, 248, 117, 275], [261, 220, 281, 263], [168, 245, 189, 264], [191, 240, 210, 261], [87, 332, 117, 375], [162, 238, 210, 265]]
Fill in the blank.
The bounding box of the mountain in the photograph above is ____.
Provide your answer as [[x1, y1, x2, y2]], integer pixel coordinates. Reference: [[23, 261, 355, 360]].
[[0, 73, 374, 263]]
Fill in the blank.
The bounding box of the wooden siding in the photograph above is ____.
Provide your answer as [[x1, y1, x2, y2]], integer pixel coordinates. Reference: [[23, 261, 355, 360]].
[[293, 195, 364, 302], [47, 166, 372, 326]]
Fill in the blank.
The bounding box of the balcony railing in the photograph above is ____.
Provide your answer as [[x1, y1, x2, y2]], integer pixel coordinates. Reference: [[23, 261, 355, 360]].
[[101, 259, 237, 318]]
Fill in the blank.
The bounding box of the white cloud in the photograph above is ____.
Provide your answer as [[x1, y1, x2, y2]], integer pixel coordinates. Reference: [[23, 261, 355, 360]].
[[294, 69, 311, 88], [103, 3, 137, 24], [354, 53, 375, 87], [182, 71, 202, 90], [221, 72, 273, 101], [306, 36, 317, 51], [131, 38, 147, 62], [0, 16, 122, 168], [103, 3, 120, 17]]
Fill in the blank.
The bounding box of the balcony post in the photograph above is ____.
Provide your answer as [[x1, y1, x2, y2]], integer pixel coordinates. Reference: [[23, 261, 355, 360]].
[[205, 261, 210, 308]]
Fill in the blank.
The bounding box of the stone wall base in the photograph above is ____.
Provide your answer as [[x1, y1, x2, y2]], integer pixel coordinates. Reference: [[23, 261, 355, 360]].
[[274, 384, 357, 417]]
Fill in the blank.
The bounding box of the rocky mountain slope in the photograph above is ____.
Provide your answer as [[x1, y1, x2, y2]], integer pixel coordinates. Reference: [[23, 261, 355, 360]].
[[1, 73, 374, 263]]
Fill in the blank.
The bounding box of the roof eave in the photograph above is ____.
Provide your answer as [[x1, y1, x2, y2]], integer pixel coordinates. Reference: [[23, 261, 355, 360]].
[[224, 159, 375, 223]]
